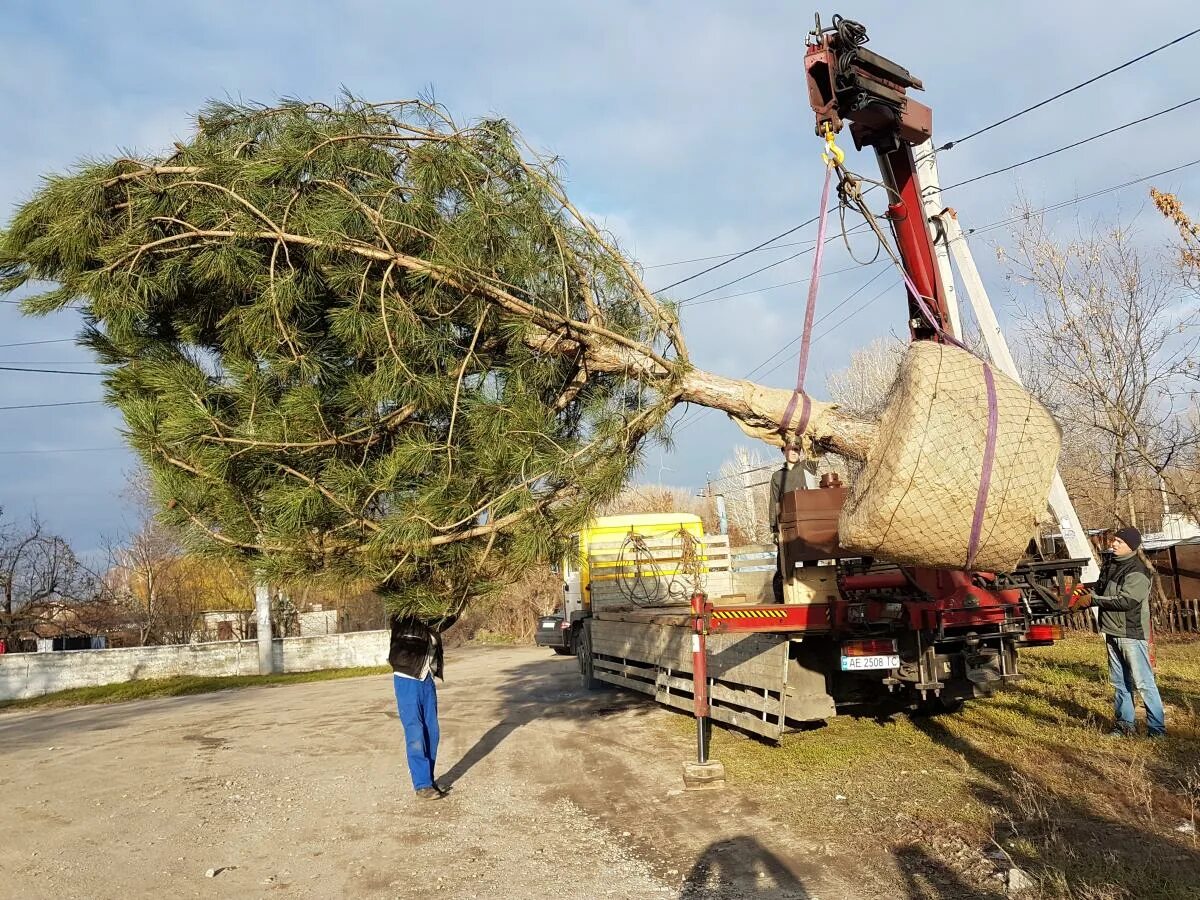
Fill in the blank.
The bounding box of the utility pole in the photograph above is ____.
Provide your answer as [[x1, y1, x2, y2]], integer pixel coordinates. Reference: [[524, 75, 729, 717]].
[[742, 466, 756, 534], [703, 476, 729, 536], [254, 581, 274, 675]]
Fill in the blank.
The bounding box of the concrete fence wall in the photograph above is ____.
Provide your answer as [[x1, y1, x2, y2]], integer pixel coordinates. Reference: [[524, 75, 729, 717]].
[[0, 629, 389, 702]]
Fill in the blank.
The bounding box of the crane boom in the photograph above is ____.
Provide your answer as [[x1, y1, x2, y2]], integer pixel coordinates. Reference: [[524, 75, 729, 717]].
[[802, 13, 1099, 581]]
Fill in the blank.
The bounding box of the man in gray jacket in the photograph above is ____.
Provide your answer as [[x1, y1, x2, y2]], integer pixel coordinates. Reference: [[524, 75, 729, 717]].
[[1091, 527, 1166, 737]]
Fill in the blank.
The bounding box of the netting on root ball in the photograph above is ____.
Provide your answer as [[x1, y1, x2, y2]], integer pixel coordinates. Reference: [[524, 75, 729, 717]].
[[839, 341, 1060, 572]]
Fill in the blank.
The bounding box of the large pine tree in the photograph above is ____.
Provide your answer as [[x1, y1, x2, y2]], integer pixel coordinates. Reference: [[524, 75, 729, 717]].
[[0, 97, 873, 616]]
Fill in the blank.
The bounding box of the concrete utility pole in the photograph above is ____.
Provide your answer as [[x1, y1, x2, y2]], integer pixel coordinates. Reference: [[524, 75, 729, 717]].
[[254, 582, 274, 674], [742, 466, 757, 532]]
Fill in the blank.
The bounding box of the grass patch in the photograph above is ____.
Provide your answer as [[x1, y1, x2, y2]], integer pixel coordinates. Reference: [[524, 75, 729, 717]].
[[684, 636, 1200, 899], [0, 665, 392, 713]]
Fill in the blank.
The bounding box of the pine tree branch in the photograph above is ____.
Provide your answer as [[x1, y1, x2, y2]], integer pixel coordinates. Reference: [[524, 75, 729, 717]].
[[198, 405, 417, 452], [102, 165, 203, 186], [101, 222, 676, 373], [173, 502, 290, 554], [445, 306, 489, 475], [273, 463, 382, 533]]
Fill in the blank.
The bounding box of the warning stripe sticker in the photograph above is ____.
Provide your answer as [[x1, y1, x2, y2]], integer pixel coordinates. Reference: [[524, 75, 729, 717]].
[[710, 608, 788, 620]]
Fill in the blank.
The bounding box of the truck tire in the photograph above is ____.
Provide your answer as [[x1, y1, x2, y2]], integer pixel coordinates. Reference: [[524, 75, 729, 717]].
[[553, 647, 573, 656], [577, 621, 601, 690]]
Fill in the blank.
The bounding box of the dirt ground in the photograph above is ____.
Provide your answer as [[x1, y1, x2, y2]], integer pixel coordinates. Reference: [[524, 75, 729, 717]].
[[2, 646, 910, 899]]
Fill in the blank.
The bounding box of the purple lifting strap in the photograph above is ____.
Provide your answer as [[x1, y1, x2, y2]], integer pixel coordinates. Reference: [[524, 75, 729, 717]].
[[967, 363, 999, 570], [781, 165, 834, 438], [865, 220, 1002, 571], [783, 169, 1000, 572]]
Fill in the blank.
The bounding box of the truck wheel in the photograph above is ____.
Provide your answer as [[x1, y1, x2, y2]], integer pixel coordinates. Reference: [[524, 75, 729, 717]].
[[577, 621, 601, 690], [553, 647, 573, 656]]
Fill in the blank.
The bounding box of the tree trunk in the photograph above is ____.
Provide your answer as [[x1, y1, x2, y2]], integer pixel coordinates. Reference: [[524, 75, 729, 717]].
[[527, 328, 878, 460], [676, 369, 876, 459]]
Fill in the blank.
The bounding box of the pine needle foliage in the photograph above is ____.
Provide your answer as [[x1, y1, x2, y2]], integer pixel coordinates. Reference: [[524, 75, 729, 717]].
[[0, 97, 690, 617]]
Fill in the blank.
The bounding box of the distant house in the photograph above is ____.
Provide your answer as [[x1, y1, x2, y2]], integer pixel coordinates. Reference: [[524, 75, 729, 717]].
[[201, 610, 251, 642], [35, 636, 107, 652], [297, 604, 342, 636], [7, 603, 110, 653], [1141, 516, 1200, 603]]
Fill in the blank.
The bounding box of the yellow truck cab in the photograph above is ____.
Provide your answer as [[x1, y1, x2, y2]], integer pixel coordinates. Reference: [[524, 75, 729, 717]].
[[535, 513, 705, 655]]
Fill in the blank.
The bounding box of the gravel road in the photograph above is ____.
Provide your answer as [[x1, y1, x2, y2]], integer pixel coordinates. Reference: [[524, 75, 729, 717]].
[[1, 646, 894, 899]]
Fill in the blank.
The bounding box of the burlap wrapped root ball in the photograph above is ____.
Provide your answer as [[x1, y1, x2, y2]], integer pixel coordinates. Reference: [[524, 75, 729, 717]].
[[839, 342, 1060, 572]]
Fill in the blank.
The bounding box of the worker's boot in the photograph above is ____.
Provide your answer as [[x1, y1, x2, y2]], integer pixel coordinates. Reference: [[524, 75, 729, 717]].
[[415, 786, 444, 800]]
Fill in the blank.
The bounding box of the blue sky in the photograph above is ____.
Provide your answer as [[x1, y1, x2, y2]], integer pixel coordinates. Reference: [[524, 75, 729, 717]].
[[1, 0, 1197, 555]]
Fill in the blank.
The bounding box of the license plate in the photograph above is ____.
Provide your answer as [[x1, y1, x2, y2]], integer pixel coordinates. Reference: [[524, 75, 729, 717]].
[[840, 654, 900, 671], [541, 622, 556, 629]]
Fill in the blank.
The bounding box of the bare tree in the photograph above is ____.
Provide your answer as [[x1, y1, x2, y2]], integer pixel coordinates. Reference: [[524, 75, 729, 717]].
[[1005, 205, 1200, 529], [0, 511, 104, 648], [714, 446, 774, 544], [105, 473, 205, 644], [824, 336, 907, 418]]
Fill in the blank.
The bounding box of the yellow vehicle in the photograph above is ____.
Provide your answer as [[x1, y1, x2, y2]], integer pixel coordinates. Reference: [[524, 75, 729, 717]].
[[534, 513, 705, 656]]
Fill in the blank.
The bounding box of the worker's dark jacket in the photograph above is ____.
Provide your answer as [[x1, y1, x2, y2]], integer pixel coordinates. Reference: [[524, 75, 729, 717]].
[[388, 613, 458, 680], [769, 464, 809, 536], [1092, 553, 1153, 640]]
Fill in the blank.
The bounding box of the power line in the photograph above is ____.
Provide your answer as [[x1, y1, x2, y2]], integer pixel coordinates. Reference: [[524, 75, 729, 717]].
[[0, 338, 75, 349], [683, 261, 869, 309], [651, 217, 821, 294], [672, 149, 1200, 436], [678, 249, 810, 305], [0, 399, 103, 411], [742, 267, 892, 381], [672, 265, 893, 433], [0, 365, 105, 376], [654, 37, 1200, 283], [940, 26, 1200, 150], [642, 238, 819, 270], [754, 278, 902, 382], [942, 95, 1200, 192], [651, 34, 1200, 277], [963, 156, 1200, 238], [678, 221, 875, 308], [747, 154, 1200, 376], [0, 446, 124, 456]]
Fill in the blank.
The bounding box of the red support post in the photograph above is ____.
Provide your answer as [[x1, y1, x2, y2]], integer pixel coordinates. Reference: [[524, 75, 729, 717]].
[[690, 591, 711, 764]]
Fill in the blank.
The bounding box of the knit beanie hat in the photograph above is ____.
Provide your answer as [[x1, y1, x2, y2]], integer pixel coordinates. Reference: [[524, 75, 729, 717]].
[[1114, 526, 1142, 552]]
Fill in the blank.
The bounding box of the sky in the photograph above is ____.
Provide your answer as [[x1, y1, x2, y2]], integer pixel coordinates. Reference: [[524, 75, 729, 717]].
[[1, 0, 1198, 556]]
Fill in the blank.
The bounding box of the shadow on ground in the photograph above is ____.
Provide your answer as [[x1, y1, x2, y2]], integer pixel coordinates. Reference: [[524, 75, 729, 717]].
[[439, 650, 652, 788], [892, 843, 1003, 899], [681, 835, 811, 899]]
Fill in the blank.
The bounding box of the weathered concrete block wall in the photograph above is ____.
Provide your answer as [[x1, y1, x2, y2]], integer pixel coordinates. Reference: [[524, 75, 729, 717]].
[[0, 630, 388, 702]]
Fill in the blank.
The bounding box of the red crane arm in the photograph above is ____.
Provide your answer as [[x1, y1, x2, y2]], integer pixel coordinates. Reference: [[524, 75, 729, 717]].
[[803, 14, 950, 342]]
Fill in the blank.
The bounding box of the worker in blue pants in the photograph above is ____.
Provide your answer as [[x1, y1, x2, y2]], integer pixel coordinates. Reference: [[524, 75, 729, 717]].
[[388, 613, 456, 798]]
